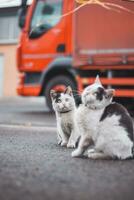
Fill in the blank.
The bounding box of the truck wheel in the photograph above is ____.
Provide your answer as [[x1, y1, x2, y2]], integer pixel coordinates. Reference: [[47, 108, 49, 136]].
[[44, 75, 78, 111]]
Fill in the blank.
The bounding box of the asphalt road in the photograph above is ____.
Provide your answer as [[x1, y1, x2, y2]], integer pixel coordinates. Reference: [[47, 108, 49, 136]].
[[0, 97, 134, 200], [0, 97, 56, 127]]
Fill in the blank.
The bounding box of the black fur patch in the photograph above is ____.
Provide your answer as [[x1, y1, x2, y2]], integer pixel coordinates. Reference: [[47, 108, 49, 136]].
[[53, 93, 61, 103], [100, 103, 134, 142], [96, 87, 106, 101]]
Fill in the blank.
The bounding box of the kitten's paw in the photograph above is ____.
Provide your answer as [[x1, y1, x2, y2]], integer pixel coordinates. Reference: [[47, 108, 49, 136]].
[[71, 149, 82, 157], [61, 141, 67, 147], [67, 141, 76, 148], [87, 153, 98, 159], [87, 148, 95, 154], [88, 152, 109, 160], [58, 140, 62, 145]]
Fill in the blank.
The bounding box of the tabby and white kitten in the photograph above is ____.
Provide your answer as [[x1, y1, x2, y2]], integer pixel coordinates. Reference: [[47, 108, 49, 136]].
[[51, 86, 79, 148], [72, 76, 134, 160]]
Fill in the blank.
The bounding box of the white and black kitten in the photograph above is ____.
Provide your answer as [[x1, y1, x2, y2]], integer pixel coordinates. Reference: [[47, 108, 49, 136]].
[[51, 86, 79, 148], [72, 76, 134, 160]]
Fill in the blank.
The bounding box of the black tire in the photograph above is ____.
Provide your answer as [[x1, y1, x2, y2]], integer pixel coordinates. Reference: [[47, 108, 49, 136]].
[[44, 75, 78, 111]]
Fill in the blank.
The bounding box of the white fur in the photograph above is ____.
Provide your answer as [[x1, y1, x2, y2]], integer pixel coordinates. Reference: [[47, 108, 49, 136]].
[[51, 89, 79, 148], [56, 110, 79, 148], [72, 77, 133, 160], [72, 104, 133, 159], [95, 114, 133, 159]]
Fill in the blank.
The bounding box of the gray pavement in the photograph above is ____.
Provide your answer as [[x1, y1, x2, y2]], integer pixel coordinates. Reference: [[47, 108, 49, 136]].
[[0, 97, 56, 127], [0, 97, 134, 200]]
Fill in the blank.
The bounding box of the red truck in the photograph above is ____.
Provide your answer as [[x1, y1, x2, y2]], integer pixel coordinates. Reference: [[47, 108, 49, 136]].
[[17, 0, 134, 110]]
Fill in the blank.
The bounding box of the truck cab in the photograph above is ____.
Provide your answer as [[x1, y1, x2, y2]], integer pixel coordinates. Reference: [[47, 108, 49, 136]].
[[17, 0, 77, 109], [17, 0, 134, 110]]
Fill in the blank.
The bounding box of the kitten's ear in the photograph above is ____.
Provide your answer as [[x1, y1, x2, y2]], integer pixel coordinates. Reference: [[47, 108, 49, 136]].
[[50, 90, 57, 99], [64, 86, 72, 96], [94, 75, 102, 85], [105, 89, 115, 98]]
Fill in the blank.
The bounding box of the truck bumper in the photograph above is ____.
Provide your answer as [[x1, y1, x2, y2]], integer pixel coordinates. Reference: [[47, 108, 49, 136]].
[[17, 73, 42, 96], [17, 85, 41, 96]]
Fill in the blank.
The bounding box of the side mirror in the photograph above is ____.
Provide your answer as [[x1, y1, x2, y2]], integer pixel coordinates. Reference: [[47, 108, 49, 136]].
[[29, 24, 52, 39], [18, 7, 27, 29]]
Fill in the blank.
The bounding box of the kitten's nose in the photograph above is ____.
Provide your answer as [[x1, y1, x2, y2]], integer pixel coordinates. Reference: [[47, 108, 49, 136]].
[[62, 103, 66, 108]]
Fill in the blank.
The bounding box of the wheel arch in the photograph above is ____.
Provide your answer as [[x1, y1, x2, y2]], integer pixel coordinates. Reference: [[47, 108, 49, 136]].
[[39, 56, 77, 95]]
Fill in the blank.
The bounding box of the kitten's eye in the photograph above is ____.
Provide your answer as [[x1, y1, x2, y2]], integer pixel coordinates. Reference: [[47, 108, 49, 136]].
[[94, 92, 98, 96], [65, 98, 69, 102], [57, 99, 61, 103]]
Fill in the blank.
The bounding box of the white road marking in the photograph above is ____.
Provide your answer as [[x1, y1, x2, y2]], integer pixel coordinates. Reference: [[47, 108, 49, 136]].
[[0, 124, 56, 132]]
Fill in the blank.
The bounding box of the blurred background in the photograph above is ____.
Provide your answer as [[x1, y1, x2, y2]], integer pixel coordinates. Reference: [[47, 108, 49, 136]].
[[0, 0, 133, 111], [0, 0, 32, 97]]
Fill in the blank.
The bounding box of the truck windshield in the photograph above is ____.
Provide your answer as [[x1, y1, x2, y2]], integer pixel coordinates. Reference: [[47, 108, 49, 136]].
[[30, 0, 62, 38]]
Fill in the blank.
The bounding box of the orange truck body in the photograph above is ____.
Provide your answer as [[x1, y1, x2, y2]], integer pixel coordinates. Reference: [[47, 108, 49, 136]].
[[17, 0, 134, 108]]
